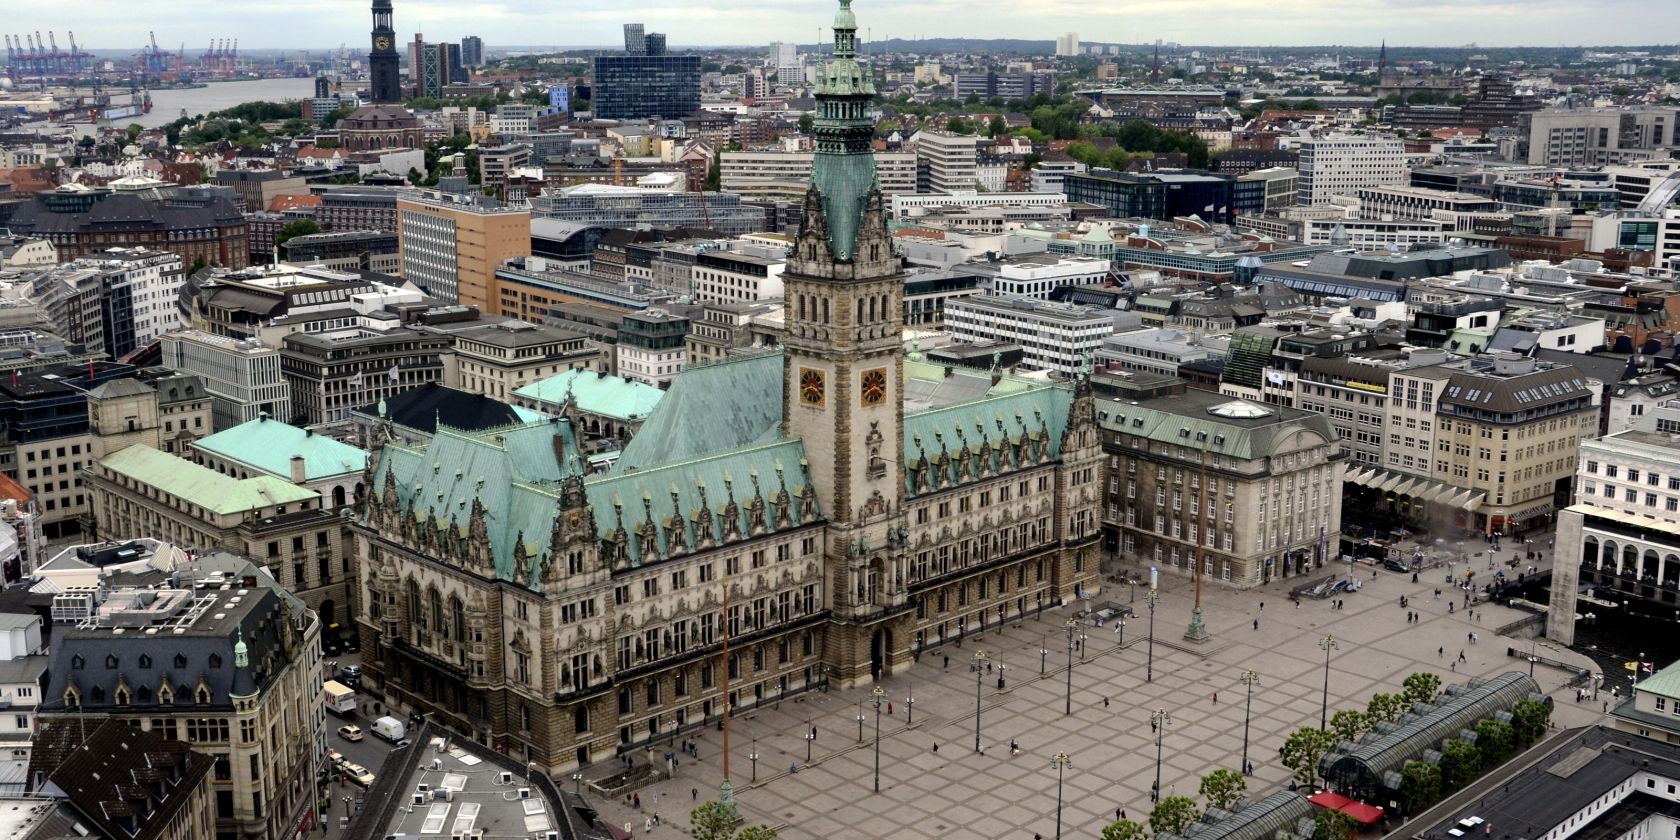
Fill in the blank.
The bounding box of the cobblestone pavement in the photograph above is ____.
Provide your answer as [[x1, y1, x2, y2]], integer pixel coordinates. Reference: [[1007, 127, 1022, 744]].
[[587, 543, 1594, 839]]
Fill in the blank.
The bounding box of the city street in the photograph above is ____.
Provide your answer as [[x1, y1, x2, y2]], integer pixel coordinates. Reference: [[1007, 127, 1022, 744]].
[[584, 547, 1597, 839], [311, 651, 408, 838]]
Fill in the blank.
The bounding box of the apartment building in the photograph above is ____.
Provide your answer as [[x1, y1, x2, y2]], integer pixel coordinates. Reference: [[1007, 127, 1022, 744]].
[[1294, 136, 1406, 206], [914, 131, 981, 194], [690, 248, 786, 304]]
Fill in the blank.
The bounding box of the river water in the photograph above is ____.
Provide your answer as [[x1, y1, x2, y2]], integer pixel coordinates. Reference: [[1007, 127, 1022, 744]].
[[60, 77, 317, 131]]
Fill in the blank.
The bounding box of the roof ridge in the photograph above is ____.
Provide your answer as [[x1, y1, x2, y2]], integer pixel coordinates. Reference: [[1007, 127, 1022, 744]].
[[589, 437, 802, 485]]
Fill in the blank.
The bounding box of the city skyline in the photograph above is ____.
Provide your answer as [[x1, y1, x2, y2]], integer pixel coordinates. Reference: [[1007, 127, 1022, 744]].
[[6, 0, 1675, 53]]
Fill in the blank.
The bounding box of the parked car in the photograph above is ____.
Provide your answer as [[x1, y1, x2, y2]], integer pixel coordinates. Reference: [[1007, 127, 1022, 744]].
[[340, 761, 376, 788], [325, 749, 345, 766], [337, 725, 364, 742], [341, 664, 362, 681], [1380, 558, 1411, 573]]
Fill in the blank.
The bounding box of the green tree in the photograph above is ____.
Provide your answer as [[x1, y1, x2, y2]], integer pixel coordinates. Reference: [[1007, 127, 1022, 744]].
[[987, 115, 1007, 137], [188, 256, 208, 276], [1402, 672, 1442, 707], [1297, 98, 1323, 111], [1399, 760, 1441, 814], [1199, 768, 1246, 811], [1474, 719, 1514, 766], [1150, 795, 1201, 837], [690, 802, 779, 840], [704, 157, 721, 191], [406, 167, 424, 186], [278, 117, 314, 137], [1367, 693, 1405, 724], [798, 113, 814, 134], [1102, 819, 1150, 840], [1510, 699, 1551, 747], [722, 64, 747, 75], [275, 220, 321, 248], [1313, 807, 1357, 840], [1329, 710, 1370, 745], [945, 116, 972, 134], [125, 123, 144, 142], [1280, 727, 1336, 788], [1439, 740, 1480, 792]]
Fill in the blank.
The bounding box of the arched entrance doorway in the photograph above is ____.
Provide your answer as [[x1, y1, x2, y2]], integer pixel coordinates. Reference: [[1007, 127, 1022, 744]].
[[870, 627, 893, 681]]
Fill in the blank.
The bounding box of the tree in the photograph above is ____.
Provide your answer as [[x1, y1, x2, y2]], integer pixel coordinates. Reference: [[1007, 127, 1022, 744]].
[[1439, 740, 1480, 792], [1399, 760, 1442, 814], [1402, 672, 1442, 707], [797, 113, 814, 134], [704, 157, 721, 191], [1297, 98, 1323, 111], [690, 802, 779, 840], [1367, 693, 1405, 724], [987, 115, 1007, 137], [1102, 819, 1150, 840], [278, 117, 314, 137], [1150, 795, 1201, 837], [945, 116, 972, 134], [1280, 727, 1336, 788], [188, 256, 209, 276], [126, 123, 144, 142], [1474, 719, 1514, 767], [1199, 769, 1247, 811], [275, 220, 321, 248], [1510, 698, 1551, 747], [1329, 710, 1369, 745], [1313, 807, 1357, 840]]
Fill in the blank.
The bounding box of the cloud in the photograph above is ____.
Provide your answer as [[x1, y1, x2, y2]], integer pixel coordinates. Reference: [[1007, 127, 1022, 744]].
[[7, 0, 1666, 50]]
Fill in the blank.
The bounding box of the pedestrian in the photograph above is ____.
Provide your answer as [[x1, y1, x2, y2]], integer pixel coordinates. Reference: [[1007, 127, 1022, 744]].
[[1253, 618, 1259, 631], [692, 788, 698, 802], [633, 793, 640, 810], [1121, 810, 1128, 821], [1458, 650, 1466, 662], [932, 743, 938, 753], [654, 814, 662, 827], [1104, 697, 1110, 708], [1213, 692, 1218, 704], [1260, 601, 1264, 611], [1604, 701, 1609, 713], [1295, 600, 1300, 610], [645, 816, 652, 833], [888, 702, 893, 715]]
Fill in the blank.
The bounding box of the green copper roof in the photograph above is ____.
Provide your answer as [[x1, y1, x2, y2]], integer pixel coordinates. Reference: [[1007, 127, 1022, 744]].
[[614, 353, 784, 473], [903, 383, 1074, 497], [513, 369, 665, 422], [808, 0, 878, 261], [1638, 661, 1680, 700], [194, 416, 369, 482], [102, 445, 319, 515]]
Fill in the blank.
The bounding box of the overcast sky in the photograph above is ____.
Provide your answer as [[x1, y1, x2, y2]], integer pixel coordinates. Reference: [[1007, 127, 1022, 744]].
[[9, 0, 1668, 51]]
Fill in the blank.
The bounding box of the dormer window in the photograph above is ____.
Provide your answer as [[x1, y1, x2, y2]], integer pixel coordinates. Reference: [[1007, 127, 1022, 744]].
[[157, 683, 173, 706], [195, 684, 211, 705], [71, 655, 84, 670], [174, 654, 187, 669], [114, 685, 130, 706], [105, 654, 118, 669], [62, 685, 79, 708], [208, 654, 222, 670], [138, 655, 152, 669]]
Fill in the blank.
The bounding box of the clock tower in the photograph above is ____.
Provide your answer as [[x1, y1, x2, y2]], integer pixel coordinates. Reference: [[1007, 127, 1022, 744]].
[[782, 0, 908, 685], [368, 0, 401, 104]]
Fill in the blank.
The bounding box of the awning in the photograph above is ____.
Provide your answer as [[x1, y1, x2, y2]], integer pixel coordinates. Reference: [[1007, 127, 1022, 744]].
[[1342, 464, 1487, 511], [1308, 791, 1385, 825]]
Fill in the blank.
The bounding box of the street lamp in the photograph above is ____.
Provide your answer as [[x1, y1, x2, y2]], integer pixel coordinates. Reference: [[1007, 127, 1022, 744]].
[[1146, 589, 1160, 683], [1064, 618, 1078, 716], [571, 773, 583, 795], [1318, 636, 1338, 731], [1119, 619, 1126, 647], [856, 699, 865, 742], [871, 685, 885, 793], [905, 683, 915, 725], [1239, 670, 1260, 776], [1080, 632, 1089, 661], [1150, 708, 1171, 803], [749, 738, 759, 783], [804, 718, 814, 762], [1050, 752, 1072, 840], [1040, 634, 1048, 676], [973, 650, 989, 752]]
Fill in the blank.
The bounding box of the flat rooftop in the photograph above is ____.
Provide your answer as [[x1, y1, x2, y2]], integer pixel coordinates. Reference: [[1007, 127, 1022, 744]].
[[380, 733, 614, 840]]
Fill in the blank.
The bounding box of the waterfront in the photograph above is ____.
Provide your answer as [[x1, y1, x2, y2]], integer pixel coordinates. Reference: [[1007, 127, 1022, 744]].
[[62, 77, 315, 132]]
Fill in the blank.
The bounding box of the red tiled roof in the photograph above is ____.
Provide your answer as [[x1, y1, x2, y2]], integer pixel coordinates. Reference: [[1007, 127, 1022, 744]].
[[0, 472, 32, 503], [269, 194, 321, 213]]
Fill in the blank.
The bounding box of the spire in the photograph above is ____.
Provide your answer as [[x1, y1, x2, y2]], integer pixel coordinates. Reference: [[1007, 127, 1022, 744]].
[[803, 0, 879, 262], [1377, 40, 1388, 79], [233, 628, 248, 669], [1151, 42, 1161, 83]]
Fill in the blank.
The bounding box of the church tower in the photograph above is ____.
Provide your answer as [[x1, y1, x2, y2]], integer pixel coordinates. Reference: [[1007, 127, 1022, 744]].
[[782, 0, 908, 685], [368, 0, 402, 104]]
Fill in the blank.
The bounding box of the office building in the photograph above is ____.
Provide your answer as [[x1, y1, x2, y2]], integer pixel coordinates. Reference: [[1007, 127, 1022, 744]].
[[5, 186, 250, 270], [159, 330, 291, 430], [1547, 430, 1680, 646], [0, 613, 45, 760], [1294, 136, 1406, 206], [85, 370, 213, 463], [915, 131, 981, 194], [1063, 170, 1238, 224], [460, 34, 484, 67], [314, 186, 401, 232], [617, 308, 689, 388], [37, 545, 324, 840], [945, 295, 1121, 375], [593, 26, 700, 119], [772, 41, 801, 86], [1099, 389, 1343, 586], [531, 184, 766, 236], [397, 188, 532, 308], [447, 319, 598, 401], [351, 0, 1102, 776], [720, 150, 917, 198], [1525, 107, 1680, 168], [690, 247, 786, 304], [281, 229, 400, 275], [954, 71, 1054, 101], [280, 326, 453, 425]]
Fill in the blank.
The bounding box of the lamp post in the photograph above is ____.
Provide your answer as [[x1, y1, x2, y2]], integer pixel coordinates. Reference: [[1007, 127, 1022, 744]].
[[804, 718, 814, 762], [1119, 619, 1126, 647], [749, 738, 759, 783], [571, 773, 583, 795], [905, 683, 915, 725], [871, 685, 885, 793], [1050, 752, 1072, 840], [856, 699, 865, 742], [1064, 618, 1077, 715], [1040, 634, 1048, 676], [1318, 635, 1338, 731], [973, 650, 988, 752], [1239, 670, 1260, 776], [1080, 632, 1089, 661], [1146, 589, 1159, 683], [1151, 708, 1171, 804]]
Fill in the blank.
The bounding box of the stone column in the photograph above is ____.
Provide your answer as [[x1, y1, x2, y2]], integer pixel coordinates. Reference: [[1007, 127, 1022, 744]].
[[1546, 510, 1583, 647]]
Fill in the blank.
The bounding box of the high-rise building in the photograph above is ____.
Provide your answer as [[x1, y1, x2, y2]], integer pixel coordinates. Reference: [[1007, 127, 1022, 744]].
[[1293, 135, 1405, 206], [772, 41, 801, 86], [592, 24, 700, 119], [1524, 107, 1680, 168], [913, 130, 980, 194], [368, 0, 401, 104], [461, 34, 484, 67], [396, 188, 531, 307], [1055, 32, 1080, 57], [159, 330, 292, 430]]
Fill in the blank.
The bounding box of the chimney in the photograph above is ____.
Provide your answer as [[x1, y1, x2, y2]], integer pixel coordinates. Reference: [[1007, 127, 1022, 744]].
[[288, 455, 306, 484]]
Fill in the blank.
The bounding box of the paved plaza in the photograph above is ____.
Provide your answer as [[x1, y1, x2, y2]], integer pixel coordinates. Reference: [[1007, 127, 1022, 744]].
[[589, 550, 1600, 839]]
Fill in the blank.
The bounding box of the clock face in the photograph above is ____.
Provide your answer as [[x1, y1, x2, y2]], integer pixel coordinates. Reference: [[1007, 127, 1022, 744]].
[[799, 368, 826, 406], [860, 368, 888, 406], [375, 36, 391, 51]]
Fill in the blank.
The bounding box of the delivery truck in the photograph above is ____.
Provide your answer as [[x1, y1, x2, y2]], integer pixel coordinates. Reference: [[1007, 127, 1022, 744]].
[[322, 680, 356, 716]]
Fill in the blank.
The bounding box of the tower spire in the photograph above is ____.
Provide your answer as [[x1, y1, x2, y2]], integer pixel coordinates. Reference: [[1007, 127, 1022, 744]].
[[802, 0, 878, 262], [1377, 39, 1388, 79]]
